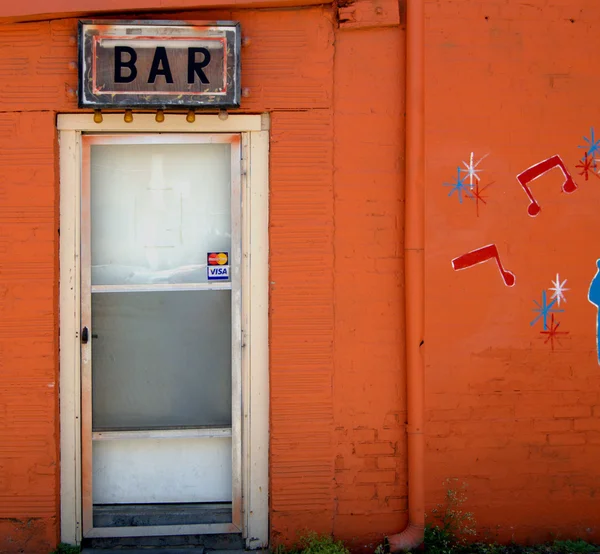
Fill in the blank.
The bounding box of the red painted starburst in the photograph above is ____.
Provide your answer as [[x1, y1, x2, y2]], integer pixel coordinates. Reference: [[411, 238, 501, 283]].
[[539, 314, 569, 351], [575, 151, 600, 181], [468, 181, 494, 217]]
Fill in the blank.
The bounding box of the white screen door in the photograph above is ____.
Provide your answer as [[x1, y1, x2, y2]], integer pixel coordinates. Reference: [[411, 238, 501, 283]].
[[80, 133, 242, 536]]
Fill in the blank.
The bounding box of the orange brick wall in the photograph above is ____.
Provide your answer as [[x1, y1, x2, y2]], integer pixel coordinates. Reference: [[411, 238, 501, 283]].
[[0, 111, 59, 554], [0, 7, 407, 553], [4, 0, 600, 551], [425, 0, 600, 543], [332, 27, 407, 542]]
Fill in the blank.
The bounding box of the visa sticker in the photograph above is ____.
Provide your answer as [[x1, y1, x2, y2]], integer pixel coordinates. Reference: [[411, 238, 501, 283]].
[[207, 265, 230, 281]]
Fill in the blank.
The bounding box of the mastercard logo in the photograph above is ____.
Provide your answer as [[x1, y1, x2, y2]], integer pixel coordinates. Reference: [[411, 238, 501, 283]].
[[208, 252, 228, 266]]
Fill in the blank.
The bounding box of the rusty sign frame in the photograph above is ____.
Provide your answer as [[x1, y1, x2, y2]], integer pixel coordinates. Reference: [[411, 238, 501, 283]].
[[78, 20, 241, 109]]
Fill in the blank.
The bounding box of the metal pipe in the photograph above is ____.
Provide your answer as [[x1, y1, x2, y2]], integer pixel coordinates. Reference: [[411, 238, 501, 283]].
[[385, 0, 425, 550]]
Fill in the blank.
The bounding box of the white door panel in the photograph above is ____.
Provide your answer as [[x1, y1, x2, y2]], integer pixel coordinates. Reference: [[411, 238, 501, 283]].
[[92, 437, 233, 504]]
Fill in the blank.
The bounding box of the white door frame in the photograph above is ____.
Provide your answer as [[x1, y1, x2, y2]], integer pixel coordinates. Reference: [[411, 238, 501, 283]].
[[58, 113, 270, 548]]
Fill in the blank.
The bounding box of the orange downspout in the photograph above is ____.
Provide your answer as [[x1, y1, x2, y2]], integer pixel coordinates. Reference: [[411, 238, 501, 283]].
[[385, 0, 425, 551]]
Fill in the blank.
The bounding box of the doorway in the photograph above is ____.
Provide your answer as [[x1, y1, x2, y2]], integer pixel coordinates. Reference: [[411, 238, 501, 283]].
[[81, 133, 241, 536], [58, 114, 269, 546]]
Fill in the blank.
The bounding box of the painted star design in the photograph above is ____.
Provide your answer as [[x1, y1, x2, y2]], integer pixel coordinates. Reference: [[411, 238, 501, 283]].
[[576, 152, 600, 181], [540, 314, 569, 351], [461, 152, 488, 188], [443, 167, 473, 204], [549, 273, 569, 307], [468, 180, 494, 217], [531, 290, 563, 330], [579, 127, 600, 158]]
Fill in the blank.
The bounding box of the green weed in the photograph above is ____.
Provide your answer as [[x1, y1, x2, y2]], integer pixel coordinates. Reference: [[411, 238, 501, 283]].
[[424, 479, 599, 554], [49, 543, 80, 554], [551, 539, 598, 553], [298, 532, 350, 554], [425, 523, 458, 554], [426, 478, 476, 553], [272, 531, 349, 554]]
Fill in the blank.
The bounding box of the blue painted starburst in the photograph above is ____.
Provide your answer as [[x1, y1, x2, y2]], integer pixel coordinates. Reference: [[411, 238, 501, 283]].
[[530, 290, 564, 330], [579, 127, 600, 159], [443, 167, 473, 204]]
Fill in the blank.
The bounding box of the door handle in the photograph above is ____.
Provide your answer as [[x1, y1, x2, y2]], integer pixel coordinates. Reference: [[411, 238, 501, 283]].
[[81, 327, 98, 343]]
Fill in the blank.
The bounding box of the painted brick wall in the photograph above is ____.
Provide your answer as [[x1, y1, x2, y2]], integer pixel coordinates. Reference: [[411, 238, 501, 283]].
[[269, 106, 336, 536], [0, 6, 408, 553], [425, 0, 600, 543], [0, 111, 58, 554], [265, 11, 408, 551], [332, 26, 407, 547]]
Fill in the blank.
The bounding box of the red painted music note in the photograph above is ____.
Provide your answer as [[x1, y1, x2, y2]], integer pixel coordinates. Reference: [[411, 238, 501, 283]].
[[516, 154, 577, 217], [451, 244, 516, 287]]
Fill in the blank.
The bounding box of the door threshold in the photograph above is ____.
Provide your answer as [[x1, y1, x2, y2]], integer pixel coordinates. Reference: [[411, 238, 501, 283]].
[[93, 502, 232, 527], [82, 549, 206, 553], [81, 546, 258, 554], [81, 531, 245, 551]]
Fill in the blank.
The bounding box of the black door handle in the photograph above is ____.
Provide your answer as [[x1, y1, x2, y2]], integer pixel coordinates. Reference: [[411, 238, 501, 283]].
[[81, 327, 89, 344]]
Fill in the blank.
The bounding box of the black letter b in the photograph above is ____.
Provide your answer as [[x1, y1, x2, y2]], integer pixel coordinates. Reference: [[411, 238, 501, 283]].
[[114, 46, 138, 84]]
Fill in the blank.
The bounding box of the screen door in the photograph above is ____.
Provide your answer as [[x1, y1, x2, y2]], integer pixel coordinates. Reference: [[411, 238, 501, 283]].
[[80, 133, 242, 536]]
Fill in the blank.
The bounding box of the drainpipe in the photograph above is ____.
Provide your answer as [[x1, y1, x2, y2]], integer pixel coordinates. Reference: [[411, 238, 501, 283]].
[[385, 0, 425, 551]]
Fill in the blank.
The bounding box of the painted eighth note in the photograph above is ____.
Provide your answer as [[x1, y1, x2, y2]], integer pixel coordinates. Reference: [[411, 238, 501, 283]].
[[516, 154, 578, 217], [451, 244, 516, 287]]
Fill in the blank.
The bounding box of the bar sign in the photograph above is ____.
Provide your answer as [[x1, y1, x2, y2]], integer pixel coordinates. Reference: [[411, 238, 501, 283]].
[[78, 20, 241, 108]]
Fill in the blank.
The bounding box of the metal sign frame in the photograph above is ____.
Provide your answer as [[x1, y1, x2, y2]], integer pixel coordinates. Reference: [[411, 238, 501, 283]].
[[78, 20, 241, 109]]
